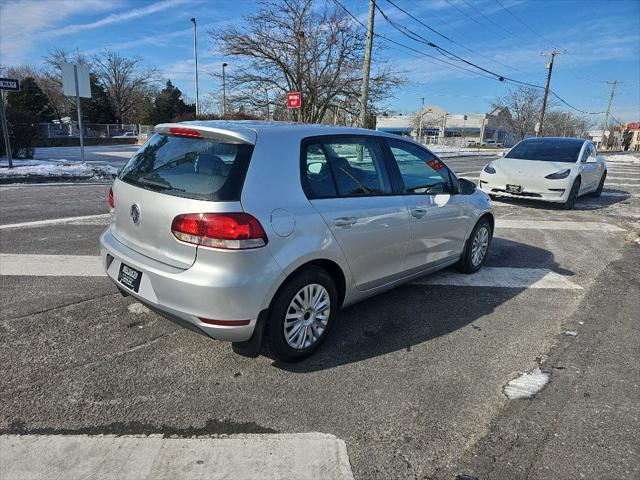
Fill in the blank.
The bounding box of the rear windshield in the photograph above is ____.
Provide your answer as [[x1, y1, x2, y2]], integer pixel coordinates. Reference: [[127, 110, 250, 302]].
[[505, 139, 583, 163], [118, 133, 254, 201]]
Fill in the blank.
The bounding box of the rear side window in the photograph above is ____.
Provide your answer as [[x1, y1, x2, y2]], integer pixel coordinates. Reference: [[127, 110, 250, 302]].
[[302, 137, 392, 198], [119, 133, 253, 201], [385, 139, 453, 194]]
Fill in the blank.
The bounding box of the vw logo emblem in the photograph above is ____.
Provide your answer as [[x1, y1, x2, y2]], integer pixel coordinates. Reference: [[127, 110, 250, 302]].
[[130, 204, 140, 224]]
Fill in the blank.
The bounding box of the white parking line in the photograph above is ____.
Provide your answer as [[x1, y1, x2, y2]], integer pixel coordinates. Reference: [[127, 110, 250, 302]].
[[0, 214, 110, 230], [0, 254, 104, 276], [411, 267, 582, 289], [495, 219, 625, 232], [604, 183, 640, 187], [0, 433, 355, 480]]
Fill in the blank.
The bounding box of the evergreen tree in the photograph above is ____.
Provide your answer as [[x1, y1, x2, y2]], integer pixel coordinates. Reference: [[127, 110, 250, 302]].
[[75, 74, 117, 124], [6, 77, 53, 122], [146, 80, 195, 124]]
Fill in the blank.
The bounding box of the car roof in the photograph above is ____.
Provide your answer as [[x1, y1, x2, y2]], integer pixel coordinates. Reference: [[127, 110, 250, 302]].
[[519, 137, 587, 145], [161, 120, 407, 141]]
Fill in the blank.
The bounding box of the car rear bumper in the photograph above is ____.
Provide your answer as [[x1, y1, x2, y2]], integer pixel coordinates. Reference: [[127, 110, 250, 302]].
[[100, 228, 284, 342], [478, 173, 571, 203]]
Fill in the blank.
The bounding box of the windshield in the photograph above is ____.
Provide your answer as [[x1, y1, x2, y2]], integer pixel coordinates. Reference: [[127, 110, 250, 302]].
[[119, 133, 254, 201], [505, 139, 584, 163]]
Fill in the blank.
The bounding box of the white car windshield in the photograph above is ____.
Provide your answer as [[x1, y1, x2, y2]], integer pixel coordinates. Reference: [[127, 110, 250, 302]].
[[505, 139, 584, 163]]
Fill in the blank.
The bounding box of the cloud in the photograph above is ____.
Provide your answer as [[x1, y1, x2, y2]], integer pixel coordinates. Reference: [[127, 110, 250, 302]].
[[0, 0, 116, 65], [0, 0, 190, 65], [41, 0, 190, 39]]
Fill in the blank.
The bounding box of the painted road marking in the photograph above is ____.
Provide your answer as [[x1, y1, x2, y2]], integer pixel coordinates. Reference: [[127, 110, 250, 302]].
[[495, 219, 625, 232], [411, 267, 582, 289], [0, 213, 110, 230], [0, 433, 354, 480], [0, 254, 104, 276], [603, 183, 640, 188]]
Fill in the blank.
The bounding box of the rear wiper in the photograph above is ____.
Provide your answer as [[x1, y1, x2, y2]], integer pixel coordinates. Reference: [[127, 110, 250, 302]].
[[138, 177, 172, 190]]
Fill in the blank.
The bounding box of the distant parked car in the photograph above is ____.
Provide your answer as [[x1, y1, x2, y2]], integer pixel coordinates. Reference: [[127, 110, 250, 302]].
[[113, 132, 138, 139], [466, 140, 478, 147], [479, 137, 607, 209], [482, 140, 503, 147], [102, 121, 494, 361]]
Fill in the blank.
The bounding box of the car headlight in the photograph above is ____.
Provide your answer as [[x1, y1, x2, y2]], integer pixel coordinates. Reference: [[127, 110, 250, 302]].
[[545, 169, 571, 179], [483, 163, 496, 174]]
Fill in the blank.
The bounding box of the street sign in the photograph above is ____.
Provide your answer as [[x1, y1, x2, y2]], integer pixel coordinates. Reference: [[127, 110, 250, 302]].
[[61, 63, 91, 163], [62, 64, 91, 98], [0, 78, 20, 91], [287, 92, 301, 109], [0, 78, 19, 167]]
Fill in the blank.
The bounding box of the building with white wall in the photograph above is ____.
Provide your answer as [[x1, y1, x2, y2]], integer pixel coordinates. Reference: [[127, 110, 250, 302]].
[[376, 105, 515, 146]]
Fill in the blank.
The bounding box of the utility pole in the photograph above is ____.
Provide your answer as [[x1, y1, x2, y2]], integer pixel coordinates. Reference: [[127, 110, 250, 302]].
[[603, 80, 621, 149], [295, 30, 305, 123], [417, 97, 424, 143], [190, 18, 200, 116], [359, 0, 376, 128], [537, 49, 562, 137], [222, 63, 228, 116]]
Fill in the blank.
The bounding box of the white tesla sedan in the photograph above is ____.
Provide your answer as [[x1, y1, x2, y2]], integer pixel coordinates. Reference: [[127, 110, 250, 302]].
[[479, 137, 607, 209]]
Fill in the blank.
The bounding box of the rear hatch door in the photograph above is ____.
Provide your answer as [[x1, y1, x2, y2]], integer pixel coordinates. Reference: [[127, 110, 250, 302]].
[[111, 124, 256, 269]]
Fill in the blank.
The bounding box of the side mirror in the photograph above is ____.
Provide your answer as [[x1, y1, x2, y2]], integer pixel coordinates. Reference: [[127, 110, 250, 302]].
[[457, 178, 476, 195]]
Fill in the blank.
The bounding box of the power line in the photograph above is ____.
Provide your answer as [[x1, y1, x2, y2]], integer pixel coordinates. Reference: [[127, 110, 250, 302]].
[[443, 0, 509, 41], [493, 0, 541, 38], [331, 0, 500, 81], [384, 0, 527, 74], [332, 0, 605, 116], [459, 0, 528, 42]]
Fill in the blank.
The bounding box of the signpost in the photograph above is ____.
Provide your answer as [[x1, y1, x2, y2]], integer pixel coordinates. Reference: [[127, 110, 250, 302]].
[[0, 77, 20, 168], [62, 63, 91, 163]]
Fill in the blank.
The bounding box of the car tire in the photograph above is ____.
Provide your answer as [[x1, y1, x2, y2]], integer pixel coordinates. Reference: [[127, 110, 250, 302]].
[[562, 177, 581, 210], [266, 266, 337, 362], [456, 217, 492, 274], [590, 171, 607, 197]]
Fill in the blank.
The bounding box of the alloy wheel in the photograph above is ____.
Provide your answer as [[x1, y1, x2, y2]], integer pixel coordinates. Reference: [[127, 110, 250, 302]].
[[284, 283, 330, 350], [471, 226, 490, 267]]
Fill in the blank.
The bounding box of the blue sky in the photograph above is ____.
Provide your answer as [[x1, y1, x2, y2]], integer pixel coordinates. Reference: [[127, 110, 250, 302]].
[[1, 0, 639, 123]]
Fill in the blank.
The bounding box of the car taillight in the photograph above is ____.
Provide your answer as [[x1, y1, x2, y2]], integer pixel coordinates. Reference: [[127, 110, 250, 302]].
[[169, 127, 202, 138], [171, 213, 268, 250], [108, 187, 114, 209]]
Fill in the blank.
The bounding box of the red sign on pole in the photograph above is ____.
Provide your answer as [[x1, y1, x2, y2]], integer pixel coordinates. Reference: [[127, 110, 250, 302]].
[[287, 92, 301, 109]]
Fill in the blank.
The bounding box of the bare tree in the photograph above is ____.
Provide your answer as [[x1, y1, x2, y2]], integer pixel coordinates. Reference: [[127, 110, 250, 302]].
[[410, 110, 441, 139], [543, 111, 591, 138], [91, 50, 158, 123], [492, 87, 544, 141], [210, 0, 403, 124]]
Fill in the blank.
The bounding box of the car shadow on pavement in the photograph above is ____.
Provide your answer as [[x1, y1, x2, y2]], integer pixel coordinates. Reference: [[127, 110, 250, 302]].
[[491, 188, 631, 210], [272, 238, 571, 372]]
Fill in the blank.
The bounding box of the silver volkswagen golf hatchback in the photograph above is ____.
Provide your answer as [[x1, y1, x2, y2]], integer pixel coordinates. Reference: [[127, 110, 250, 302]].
[[101, 121, 494, 361]]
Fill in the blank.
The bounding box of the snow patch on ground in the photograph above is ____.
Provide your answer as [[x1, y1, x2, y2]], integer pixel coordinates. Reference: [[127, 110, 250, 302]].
[[0, 160, 117, 180], [604, 154, 640, 164], [430, 146, 504, 158], [127, 303, 150, 315], [503, 368, 550, 400], [564, 330, 578, 336]]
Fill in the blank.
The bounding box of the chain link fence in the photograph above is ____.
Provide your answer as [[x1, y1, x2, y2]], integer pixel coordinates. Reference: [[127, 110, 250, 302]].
[[38, 123, 154, 140]]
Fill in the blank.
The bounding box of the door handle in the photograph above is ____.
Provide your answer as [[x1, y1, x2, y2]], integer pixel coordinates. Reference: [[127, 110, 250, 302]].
[[410, 208, 427, 218], [334, 216, 358, 227]]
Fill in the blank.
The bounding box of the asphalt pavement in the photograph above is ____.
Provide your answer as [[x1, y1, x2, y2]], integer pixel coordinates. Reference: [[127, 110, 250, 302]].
[[0, 153, 638, 479]]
